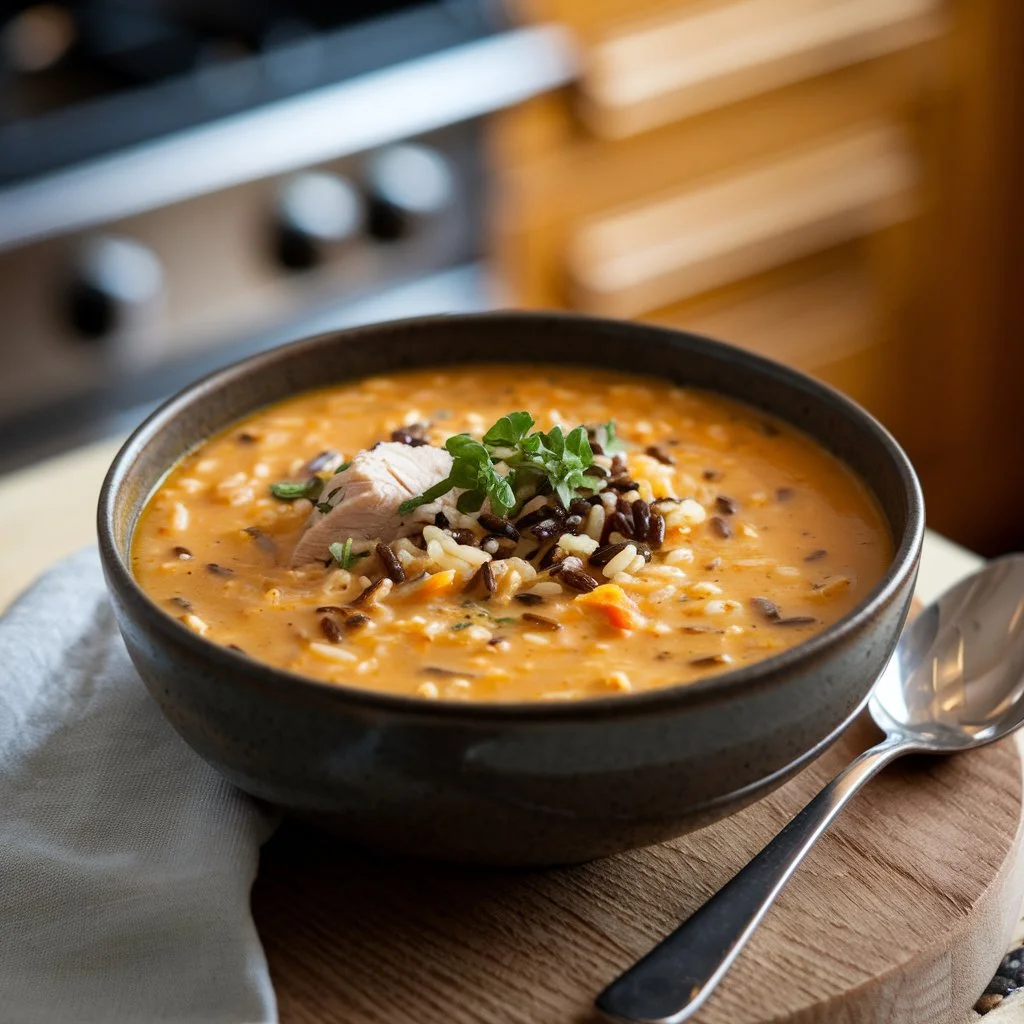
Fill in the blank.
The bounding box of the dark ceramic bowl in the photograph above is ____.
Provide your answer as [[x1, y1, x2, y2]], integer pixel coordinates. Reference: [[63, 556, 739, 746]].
[[98, 312, 923, 865]]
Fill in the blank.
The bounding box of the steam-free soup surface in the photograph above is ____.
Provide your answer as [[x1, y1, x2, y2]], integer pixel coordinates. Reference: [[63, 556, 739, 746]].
[[132, 365, 891, 701]]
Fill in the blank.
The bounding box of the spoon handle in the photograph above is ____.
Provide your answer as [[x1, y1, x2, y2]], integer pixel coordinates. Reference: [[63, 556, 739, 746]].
[[596, 736, 909, 1024]]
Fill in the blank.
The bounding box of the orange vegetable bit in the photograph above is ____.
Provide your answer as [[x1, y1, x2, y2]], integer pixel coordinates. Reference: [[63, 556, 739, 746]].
[[418, 568, 459, 597], [575, 583, 646, 631]]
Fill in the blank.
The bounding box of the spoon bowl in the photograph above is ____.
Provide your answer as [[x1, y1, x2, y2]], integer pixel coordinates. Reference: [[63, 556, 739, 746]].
[[598, 554, 1024, 1024], [870, 554, 1024, 750]]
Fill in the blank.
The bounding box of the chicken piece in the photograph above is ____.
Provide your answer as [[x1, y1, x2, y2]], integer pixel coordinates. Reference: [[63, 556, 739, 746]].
[[291, 442, 453, 566]]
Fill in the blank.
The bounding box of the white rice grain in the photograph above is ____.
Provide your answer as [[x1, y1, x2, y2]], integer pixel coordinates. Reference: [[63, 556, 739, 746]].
[[522, 581, 563, 597], [308, 643, 358, 663], [665, 547, 694, 565], [603, 544, 638, 578], [558, 533, 599, 557], [171, 502, 190, 531]]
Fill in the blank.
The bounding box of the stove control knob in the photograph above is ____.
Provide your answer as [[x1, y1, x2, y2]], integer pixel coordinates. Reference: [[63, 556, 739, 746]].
[[274, 171, 362, 270], [66, 236, 164, 341], [365, 144, 454, 242]]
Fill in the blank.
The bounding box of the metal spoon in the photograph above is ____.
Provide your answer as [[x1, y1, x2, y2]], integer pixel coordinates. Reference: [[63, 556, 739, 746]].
[[597, 554, 1024, 1024]]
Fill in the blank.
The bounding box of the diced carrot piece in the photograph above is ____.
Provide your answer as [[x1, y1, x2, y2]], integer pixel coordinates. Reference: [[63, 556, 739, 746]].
[[420, 568, 458, 596], [575, 583, 646, 630]]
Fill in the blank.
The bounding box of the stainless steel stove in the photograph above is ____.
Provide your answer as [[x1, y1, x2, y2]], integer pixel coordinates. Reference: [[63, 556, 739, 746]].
[[0, 1, 572, 470]]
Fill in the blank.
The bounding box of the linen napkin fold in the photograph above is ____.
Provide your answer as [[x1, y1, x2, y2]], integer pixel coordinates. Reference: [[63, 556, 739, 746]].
[[0, 548, 279, 1024]]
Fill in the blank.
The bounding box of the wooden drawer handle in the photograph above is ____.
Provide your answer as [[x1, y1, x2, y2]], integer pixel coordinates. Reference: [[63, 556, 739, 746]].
[[580, 0, 944, 139], [567, 123, 916, 319]]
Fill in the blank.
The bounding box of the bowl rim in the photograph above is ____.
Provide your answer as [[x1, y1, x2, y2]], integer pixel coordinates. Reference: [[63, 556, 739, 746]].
[[98, 309, 924, 723]]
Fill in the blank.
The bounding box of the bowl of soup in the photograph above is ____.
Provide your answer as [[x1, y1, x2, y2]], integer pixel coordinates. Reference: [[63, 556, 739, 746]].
[[98, 312, 923, 865]]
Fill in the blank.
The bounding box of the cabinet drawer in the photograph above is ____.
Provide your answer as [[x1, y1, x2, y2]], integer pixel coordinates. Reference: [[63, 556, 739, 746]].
[[641, 256, 898, 421], [579, 0, 944, 139], [566, 123, 916, 318]]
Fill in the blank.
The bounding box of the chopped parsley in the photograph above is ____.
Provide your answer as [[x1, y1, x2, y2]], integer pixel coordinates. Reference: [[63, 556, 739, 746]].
[[451, 621, 473, 632], [328, 538, 369, 571], [270, 477, 323, 501], [397, 411, 609, 517], [589, 421, 625, 454]]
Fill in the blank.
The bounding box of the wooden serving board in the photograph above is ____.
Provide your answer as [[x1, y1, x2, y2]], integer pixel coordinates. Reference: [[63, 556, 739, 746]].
[[251, 713, 1024, 1023]]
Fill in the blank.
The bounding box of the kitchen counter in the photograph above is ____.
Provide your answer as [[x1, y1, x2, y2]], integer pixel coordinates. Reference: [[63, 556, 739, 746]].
[[0, 436, 985, 612]]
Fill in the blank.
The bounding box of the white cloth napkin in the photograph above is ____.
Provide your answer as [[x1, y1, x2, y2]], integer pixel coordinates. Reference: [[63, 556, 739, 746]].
[[0, 548, 279, 1024]]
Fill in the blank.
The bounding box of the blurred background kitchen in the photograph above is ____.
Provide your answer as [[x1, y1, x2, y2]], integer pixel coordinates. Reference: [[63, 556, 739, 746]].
[[0, 0, 1020, 556]]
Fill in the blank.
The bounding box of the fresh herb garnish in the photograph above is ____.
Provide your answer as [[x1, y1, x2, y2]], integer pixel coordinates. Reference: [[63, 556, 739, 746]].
[[270, 476, 323, 501], [451, 621, 473, 632], [333, 461, 352, 475], [589, 421, 625, 454], [328, 538, 369, 571], [398, 412, 608, 517]]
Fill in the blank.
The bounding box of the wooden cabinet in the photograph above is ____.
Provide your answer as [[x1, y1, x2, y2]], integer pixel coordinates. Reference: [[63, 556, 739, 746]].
[[490, 0, 1024, 554]]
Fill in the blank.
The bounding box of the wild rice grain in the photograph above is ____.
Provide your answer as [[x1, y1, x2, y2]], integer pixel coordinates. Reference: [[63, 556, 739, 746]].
[[391, 424, 429, 447], [804, 549, 828, 562], [607, 511, 635, 541], [646, 510, 666, 549], [480, 562, 496, 594], [479, 513, 520, 541], [709, 516, 732, 539], [434, 511, 450, 529], [320, 616, 343, 643], [172, 546, 193, 560], [775, 616, 818, 627], [514, 593, 545, 606], [243, 526, 278, 557], [703, 469, 723, 481], [590, 541, 630, 567], [716, 495, 738, 516], [376, 542, 407, 583], [777, 487, 795, 502], [751, 597, 781, 621], [170, 596, 193, 611], [560, 568, 600, 593], [691, 654, 732, 667], [515, 507, 551, 531], [645, 445, 675, 465], [607, 478, 640, 493], [450, 528, 477, 547], [304, 449, 341, 473], [522, 612, 562, 631], [352, 578, 387, 606], [532, 518, 563, 541], [205, 563, 235, 576], [345, 614, 371, 629], [632, 499, 651, 539]]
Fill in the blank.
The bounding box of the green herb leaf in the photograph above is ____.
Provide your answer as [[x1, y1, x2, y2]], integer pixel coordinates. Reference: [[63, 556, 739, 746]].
[[333, 460, 352, 475], [451, 621, 473, 632], [590, 421, 624, 454], [400, 410, 601, 518], [328, 538, 368, 571], [270, 477, 323, 501], [483, 411, 534, 447]]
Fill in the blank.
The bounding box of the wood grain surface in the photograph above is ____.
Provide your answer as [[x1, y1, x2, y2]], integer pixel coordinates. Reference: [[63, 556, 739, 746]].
[[251, 714, 1024, 1023]]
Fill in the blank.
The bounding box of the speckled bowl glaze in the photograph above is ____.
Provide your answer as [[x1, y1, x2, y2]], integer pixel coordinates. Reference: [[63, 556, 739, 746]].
[[98, 312, 923, 866]]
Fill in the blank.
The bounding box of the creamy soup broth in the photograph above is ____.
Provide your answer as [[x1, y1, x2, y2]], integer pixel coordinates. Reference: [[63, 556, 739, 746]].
[[132, 365, 892, 701]]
